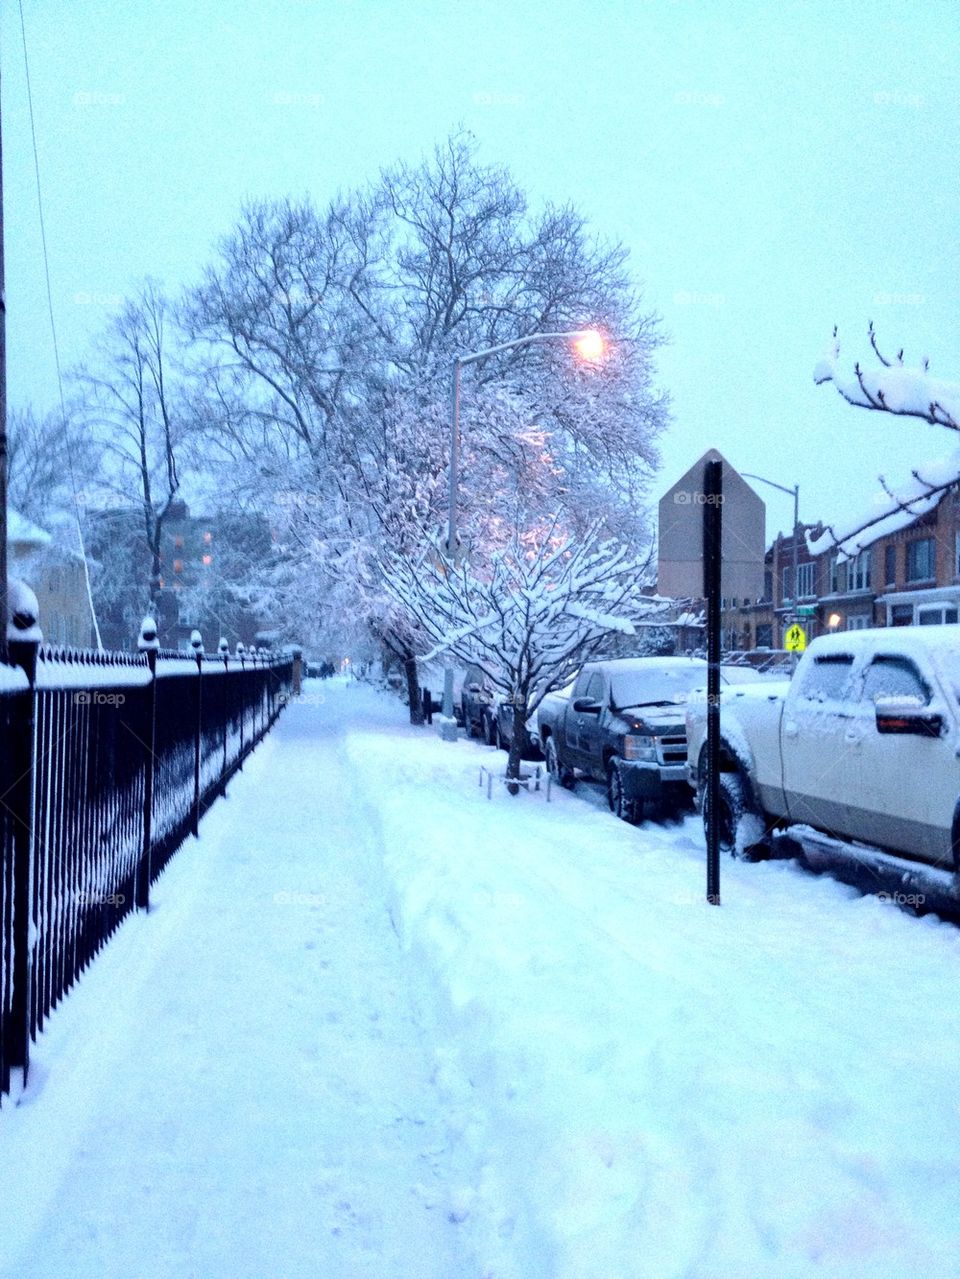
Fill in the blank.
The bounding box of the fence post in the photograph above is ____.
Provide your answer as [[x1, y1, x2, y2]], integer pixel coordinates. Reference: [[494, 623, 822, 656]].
[[7, 622, 39, 1089], [236, 643, 245, 769], [136, 618, 160, 912], [191, 632, 203, 838]]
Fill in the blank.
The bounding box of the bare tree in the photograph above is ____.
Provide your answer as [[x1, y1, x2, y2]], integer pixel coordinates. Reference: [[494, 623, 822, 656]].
[[184, 134, 670, 716], [76, 283, 189, 611]]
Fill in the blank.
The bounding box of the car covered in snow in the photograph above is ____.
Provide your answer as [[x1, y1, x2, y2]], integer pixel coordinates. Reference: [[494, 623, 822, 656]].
[[686, 625, 960, 870], [537, 657, 713, 822]]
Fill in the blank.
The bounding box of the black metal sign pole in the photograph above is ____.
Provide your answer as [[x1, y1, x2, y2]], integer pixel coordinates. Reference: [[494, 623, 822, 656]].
[[703, 459, 722, 905]]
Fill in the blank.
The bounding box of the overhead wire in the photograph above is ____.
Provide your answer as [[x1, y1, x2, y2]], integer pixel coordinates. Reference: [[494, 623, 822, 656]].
[[17, 0, 104, 649]]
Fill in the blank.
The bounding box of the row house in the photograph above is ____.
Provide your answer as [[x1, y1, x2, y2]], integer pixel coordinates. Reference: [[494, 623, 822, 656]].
[[761, 488, 960, 645]]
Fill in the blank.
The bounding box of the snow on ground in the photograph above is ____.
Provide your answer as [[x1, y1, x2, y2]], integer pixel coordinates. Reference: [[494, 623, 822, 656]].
[[2, 678, 960, 1278]]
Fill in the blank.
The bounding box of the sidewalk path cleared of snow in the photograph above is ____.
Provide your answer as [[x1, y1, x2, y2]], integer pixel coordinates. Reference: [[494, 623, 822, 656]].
[[3, 678, 960, 1279]]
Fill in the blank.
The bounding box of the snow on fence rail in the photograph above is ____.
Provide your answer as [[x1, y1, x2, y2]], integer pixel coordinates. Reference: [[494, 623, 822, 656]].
[[0, 642, 294, 1103]]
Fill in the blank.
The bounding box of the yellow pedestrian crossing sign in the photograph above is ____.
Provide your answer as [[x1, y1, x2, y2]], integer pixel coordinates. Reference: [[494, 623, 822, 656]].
[[784, 623, 807, 652]]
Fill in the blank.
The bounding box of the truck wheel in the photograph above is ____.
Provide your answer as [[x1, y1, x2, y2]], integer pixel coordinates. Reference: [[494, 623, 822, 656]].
[[705, 771, 768, 860], [545, 737, 575, 789], [607, 759, 641, 825]]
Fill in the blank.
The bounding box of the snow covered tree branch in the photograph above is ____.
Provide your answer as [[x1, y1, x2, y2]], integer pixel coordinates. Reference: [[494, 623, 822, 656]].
[[812, 325, 960, 555], [380, 524, 679, 783]]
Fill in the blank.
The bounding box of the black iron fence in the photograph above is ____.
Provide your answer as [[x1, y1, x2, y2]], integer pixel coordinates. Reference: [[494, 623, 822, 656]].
[[0, 642, 293, 1102]]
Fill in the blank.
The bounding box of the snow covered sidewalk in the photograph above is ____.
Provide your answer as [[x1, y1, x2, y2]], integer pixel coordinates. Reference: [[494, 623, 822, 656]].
[[0, 681, 467, 1279], [3, 677, 960, 1279]]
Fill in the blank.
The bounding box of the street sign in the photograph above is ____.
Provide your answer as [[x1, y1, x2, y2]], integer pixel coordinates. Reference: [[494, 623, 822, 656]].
[[784, 623, 807, 652], [796, 605, 817, 617]]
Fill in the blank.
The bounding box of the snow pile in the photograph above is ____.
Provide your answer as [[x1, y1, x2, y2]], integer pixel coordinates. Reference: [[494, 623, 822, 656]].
[[347, 689, 960, 1278]]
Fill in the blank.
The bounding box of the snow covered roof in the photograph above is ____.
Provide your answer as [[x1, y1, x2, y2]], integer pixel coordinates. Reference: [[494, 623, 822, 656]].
[[8, 507, 52, 549]]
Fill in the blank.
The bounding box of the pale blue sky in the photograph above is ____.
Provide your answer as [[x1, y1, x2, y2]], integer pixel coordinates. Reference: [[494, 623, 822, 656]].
[[2, 0, 958, 539]]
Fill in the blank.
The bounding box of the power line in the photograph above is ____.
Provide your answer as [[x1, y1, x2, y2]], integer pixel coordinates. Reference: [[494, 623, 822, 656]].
[[17, 0, 103, 648]]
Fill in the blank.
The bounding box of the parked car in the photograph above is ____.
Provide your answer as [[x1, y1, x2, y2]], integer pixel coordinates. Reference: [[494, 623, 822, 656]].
[[490, 697, 543, 759], [686, 625, 960, 870], [537, 657, 712, 822], [461, 665, 498, 742]]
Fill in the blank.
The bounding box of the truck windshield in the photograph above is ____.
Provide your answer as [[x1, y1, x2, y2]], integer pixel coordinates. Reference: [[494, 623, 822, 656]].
[[610, 666, 709, 710]]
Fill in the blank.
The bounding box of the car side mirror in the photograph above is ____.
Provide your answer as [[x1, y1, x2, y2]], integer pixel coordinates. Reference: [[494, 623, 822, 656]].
[[572, 698, 602, 714], [875, 700, 943, 738]]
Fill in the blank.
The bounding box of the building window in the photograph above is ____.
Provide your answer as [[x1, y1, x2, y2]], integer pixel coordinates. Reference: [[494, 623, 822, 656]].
[[829, 555, 840, 594], [905, 537, 935, 583], [174, 535, 184, 550], [797, 561, 815, 599], [173, 559, 184, 574], [847, 550, 871, 592], [955, 530, 960, 577], [885, 544, 897, 587], [918, 605, 959, 625], [755, 623, 773, 647], [203, 531, 213, 544], [891, 604, 914, 626], [202, 554, 212, 566], [763, 570, 772, 602], [845, 615, 870, 630]]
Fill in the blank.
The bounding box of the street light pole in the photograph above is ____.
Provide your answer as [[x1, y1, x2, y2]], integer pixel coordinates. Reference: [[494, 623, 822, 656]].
[[438, 328, 604, 739], [741, 472, 800, 636]]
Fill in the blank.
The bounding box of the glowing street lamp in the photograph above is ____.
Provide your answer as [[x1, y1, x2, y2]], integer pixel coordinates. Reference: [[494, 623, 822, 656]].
[[573, 329, 605, 363], [439, 327, 609, 739]]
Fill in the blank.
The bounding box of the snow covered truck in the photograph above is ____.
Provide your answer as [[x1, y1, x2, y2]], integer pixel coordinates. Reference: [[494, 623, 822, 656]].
[[686, 626, 960, 871], [537, 657, 711, 822]]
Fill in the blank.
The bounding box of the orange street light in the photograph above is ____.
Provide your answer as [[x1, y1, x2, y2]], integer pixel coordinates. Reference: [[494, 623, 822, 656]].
[[573, 329, 605, 363]]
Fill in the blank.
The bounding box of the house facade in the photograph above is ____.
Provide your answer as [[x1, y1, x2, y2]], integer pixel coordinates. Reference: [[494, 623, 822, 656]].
[[8, 509, 97, 648], [658, 448, 767, 650], [768, 489, 960, 645]]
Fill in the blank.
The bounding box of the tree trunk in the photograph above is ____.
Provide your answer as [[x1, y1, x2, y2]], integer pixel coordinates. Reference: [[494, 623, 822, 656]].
[[404, 653, 424, 725], [505, 725, 524, 795]]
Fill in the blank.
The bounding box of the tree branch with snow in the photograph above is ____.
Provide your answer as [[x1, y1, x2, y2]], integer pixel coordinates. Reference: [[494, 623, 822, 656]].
[[812, 324, 960, 554], [380, 523, 682, 783]]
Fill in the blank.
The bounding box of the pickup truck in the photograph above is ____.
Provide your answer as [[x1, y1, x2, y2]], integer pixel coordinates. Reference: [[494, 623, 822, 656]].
[[686, 625, 960, 871], [537, 658, 711, 822]]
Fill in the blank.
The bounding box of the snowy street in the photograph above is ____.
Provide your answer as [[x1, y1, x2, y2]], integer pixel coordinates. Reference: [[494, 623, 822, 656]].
[[2, 678, 960, 1278]]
